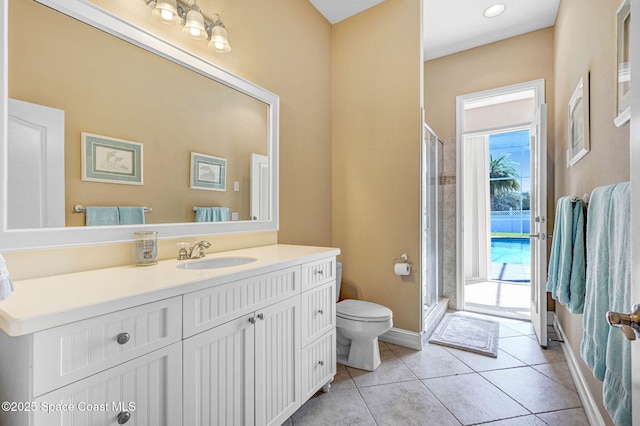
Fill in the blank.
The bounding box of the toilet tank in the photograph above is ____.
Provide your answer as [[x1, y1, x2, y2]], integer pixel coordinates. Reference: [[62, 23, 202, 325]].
[[336, 261, 342, 301]]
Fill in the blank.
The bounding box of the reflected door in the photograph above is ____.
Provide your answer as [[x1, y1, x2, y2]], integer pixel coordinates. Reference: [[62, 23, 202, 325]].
[[251, 153, 269, 221], [7, 99, 65, 229]]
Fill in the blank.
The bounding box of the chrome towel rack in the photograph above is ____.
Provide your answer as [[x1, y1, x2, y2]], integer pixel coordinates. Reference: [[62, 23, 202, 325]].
[[73, 205, 152, 213]]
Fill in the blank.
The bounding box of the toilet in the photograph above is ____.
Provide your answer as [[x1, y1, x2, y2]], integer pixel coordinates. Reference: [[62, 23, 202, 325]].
[[335, 262, 393, 371]]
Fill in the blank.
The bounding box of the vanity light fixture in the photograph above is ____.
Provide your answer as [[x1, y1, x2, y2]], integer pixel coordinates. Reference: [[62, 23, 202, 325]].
[[483, 3, 506, 18], [144, 0, 232, 53], [208, 16, 231, 53], [182, 3, 207, 40], [151, 0, 181, 24]]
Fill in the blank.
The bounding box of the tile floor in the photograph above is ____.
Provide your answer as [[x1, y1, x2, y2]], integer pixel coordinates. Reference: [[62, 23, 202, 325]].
[[285, 312, 589, 426]]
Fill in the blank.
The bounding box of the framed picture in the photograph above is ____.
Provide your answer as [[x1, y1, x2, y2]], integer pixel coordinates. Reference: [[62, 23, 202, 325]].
[[567, 73, 590, 167], [190, 152, 227, 191], [615, 0, 631, 127], [81, 133, 143, 185]]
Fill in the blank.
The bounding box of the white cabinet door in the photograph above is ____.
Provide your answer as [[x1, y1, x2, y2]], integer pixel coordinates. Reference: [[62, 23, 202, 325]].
[[33, 342, 182, 426], [183, 313, 256, 426], [255, 296, 301, 426]]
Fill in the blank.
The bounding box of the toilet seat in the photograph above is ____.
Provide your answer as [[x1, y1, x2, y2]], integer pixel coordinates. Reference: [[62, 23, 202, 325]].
[[337, 299, 393, 322]]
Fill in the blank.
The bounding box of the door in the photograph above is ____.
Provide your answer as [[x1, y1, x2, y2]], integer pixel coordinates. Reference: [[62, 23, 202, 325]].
[[183, 314, 256, 426], [254, 296, 301, 426], [250, 153, 269, 221], [530, 104, 548, 347], [7, 99, 65, 229], [34, 343, 182, 426], [630, 0, 640, 420]]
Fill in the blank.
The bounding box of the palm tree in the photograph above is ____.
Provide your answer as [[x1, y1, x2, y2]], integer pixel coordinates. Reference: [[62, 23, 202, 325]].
[[489, 153, 520, 209]]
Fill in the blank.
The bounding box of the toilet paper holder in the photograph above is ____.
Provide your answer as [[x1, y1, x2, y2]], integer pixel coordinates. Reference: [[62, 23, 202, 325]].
[[393, 253, 410, 264], [393, 253, 412, 276]]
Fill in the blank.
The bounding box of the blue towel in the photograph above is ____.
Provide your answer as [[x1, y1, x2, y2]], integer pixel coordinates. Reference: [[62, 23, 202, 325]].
[[603, 182, 631, 426], [85, 206, 119, 226], [580, 184, 616, 380], [118, 207, 145, 225], [546, 196, 586, 313], [194, 207, 229, 222]]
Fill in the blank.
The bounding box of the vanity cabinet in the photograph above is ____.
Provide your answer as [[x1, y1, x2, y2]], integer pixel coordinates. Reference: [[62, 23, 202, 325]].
[[0, 246, 339, 426], [300, 258, 337, 400], [33, 343, 182, 426], [0, 297, 183, 426], [182, 264, 305, 426]]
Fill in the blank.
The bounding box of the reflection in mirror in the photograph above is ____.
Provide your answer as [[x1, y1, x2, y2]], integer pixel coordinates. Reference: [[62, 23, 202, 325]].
[[8, 0, 268, 229], [0, 0, 278, 251]]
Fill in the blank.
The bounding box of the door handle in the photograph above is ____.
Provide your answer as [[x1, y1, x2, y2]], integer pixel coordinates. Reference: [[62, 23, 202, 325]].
[[607, 304, 640, 340], [529, 233, 546, 240]]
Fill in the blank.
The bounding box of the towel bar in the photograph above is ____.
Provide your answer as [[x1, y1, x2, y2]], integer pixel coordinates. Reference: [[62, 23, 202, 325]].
[[73, 205, 152, 213]]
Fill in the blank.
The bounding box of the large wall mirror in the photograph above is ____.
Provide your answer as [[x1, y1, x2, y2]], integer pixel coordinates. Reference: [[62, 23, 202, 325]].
[[0, 0, 279, 251]]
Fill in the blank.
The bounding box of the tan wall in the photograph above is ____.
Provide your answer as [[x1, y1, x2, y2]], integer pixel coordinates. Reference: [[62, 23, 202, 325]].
[[5, 0, 332, 278], [332, 0, 423, 332], [553, 0, 630, 423], [424, 28, 555, 308], [424, 28, 555, 141]]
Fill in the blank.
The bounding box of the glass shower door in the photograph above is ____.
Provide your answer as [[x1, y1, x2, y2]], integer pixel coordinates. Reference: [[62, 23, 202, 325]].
[[422, 125, 440, 316]]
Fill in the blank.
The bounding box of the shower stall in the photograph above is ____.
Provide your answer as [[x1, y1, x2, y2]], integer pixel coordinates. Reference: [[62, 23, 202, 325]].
[[422, 123, 446, 338]]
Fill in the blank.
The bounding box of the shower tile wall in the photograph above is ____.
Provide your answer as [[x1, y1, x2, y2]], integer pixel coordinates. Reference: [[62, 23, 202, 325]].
[[440, 138, 457, 309]]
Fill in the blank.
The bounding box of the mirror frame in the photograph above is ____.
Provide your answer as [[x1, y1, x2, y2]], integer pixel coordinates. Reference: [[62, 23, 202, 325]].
[[0, 0, 279, 251]]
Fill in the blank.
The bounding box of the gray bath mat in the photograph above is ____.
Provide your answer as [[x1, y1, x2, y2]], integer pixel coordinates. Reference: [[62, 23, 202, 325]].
[[429, 313, 499, 357]]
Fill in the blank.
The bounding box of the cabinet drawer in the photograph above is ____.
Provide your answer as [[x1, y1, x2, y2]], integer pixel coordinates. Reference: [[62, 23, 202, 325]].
[[301, 282, 335, 346], [33, 297, 182, 397], [301, 258, 336, 291], [183, 266, 300, 338], [301, 329, 336, 401], [34, 342, 182, 426]]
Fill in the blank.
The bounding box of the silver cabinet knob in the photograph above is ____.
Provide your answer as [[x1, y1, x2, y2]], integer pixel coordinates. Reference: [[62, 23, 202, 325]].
[[117, 411, 131, 424], [116, 332, 130, 345], [317, 309, 324, 315], [314, 270, 324, 275], [318, 360, 324, 366], [248, 316, 256, 324], [257, 313, 265, 320]]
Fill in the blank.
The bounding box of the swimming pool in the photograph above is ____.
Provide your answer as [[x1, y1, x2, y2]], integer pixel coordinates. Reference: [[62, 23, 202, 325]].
[[491, 237, 530, 265]]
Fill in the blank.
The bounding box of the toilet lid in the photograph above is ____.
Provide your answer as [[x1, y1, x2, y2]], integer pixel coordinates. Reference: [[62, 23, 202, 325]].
[[336, 299, 393, 321]]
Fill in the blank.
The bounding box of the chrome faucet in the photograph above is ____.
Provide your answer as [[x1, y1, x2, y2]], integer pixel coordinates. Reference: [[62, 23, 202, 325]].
[[187, 241, 211, 259]]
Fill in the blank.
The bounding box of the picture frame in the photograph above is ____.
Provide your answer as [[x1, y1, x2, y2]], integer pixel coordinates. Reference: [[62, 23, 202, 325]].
[[81, 132, 143, 185], [190, 152, 227, 191], [567, 73, 590, 167], [615, 0, 631, 127]]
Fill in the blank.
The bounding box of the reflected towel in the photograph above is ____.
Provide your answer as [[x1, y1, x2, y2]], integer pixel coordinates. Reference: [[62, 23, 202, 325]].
[[195, 207, 229, 222], [0, 254, 14, 300], [546, 196, 586, 313], [85, 206, 119, 226], [603, 182, 631, 426], [118, 207, 145, 225]]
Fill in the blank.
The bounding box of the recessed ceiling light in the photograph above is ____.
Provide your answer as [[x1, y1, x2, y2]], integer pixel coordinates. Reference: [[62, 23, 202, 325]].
[[483, 3, 506, 18]]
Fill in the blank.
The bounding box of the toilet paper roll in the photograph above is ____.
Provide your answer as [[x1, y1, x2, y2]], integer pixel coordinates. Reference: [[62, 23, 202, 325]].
[[394, 262, 411, 276]]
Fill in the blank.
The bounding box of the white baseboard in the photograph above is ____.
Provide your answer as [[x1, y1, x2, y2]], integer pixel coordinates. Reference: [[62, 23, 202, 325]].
[[552, 314, 606, 426], [379, 298, 449, 351], [380, 327, 423, 350]]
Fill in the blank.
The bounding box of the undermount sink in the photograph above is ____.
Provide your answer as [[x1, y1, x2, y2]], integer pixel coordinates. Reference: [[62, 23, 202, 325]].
[[177, 257, 258, 270]]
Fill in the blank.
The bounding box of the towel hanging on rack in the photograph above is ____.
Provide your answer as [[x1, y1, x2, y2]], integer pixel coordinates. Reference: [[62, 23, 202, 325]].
[[194, 207, 229, 222], [546, 196, 586, 313]]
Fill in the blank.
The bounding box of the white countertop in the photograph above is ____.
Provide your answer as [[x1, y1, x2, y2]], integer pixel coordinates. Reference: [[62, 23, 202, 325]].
[[0, 244, 340, 337]]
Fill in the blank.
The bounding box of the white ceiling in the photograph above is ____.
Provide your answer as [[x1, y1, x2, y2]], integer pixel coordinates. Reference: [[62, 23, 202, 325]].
[[309, 0, 560, 61]]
